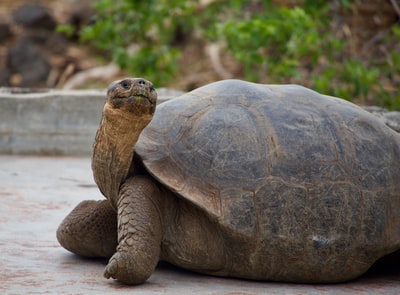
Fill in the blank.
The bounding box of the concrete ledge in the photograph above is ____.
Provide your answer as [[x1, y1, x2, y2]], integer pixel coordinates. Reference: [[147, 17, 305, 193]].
[[2, 87, 400, 156], [0, 88, 182, 155]]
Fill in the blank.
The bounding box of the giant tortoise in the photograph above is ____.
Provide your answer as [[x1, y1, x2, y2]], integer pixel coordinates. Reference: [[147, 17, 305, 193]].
[[57, 78, 400, 285]]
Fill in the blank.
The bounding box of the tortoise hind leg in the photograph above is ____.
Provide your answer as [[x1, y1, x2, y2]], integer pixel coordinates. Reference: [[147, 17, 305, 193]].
[[57, 200, 117, 258]]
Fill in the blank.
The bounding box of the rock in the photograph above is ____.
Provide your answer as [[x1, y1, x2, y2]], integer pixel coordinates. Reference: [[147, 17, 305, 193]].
[[7, 40, 51, 87], [12, 4, 56, 30], [0, 22, 11, 42], [0, 68, 11, 87], [22, 30, 69, 54]]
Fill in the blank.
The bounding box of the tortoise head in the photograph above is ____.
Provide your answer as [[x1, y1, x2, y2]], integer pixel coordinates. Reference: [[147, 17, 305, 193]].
[[92, 78, 157, 205], [106, 78, 157, 116]]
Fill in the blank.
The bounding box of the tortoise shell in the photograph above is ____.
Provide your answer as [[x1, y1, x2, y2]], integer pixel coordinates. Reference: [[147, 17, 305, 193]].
[[135, 80, 400, 270]]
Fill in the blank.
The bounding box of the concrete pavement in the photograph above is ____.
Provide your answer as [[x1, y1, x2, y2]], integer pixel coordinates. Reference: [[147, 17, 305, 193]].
[[1, 155, 399, 294]]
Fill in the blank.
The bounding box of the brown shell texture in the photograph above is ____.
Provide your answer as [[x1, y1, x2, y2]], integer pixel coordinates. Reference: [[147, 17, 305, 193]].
[[135, 79, 400, 261]]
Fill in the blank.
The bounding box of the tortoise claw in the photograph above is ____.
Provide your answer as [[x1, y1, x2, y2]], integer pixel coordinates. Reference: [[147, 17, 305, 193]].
[[104, 251, 149, 285], [104, 254, 119, 279]]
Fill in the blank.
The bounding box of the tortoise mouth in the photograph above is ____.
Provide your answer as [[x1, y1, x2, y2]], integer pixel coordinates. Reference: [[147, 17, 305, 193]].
[[126, 94, 154, 105], [109, 94, 155, 111]]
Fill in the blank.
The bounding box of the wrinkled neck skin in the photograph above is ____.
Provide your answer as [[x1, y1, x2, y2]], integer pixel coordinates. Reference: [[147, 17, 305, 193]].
[[92, 102, 152, 208]]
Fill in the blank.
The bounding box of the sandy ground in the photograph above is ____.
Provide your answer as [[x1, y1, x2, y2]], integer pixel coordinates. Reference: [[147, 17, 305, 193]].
[[1, 155, 400, 295]]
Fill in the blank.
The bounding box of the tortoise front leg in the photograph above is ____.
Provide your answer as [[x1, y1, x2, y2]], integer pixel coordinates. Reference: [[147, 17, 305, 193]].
[[57, 199, 117, 258], [104, 176, 163, 284]]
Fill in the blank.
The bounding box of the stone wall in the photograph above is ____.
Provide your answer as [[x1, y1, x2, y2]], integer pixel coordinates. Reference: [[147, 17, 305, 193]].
[[0, 88, 183, 155]]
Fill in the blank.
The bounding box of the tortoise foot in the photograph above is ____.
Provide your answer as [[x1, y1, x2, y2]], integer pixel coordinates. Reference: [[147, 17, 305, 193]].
[[104, 251, 150, 285]]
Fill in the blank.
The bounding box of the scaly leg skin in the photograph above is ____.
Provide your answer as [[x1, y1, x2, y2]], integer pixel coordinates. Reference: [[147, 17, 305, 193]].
[[104, 176, 163, 285], [57, 200, 117, 258]]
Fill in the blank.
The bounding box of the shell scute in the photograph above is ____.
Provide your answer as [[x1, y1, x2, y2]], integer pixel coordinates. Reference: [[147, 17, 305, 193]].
[[135, 80, 400, 246]]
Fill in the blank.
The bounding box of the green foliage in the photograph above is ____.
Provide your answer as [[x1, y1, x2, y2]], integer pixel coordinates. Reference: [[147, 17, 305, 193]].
[[376, 26, 400, 109], [79, 0, 197, 85], [313, 60, 379, 101], [74, 0, 399, 109], [56, 24, 75, 37], [217, 5, 326, 82]]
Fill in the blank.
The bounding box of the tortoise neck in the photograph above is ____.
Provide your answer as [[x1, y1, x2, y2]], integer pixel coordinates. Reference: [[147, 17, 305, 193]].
[[92, 103, 152, 207]]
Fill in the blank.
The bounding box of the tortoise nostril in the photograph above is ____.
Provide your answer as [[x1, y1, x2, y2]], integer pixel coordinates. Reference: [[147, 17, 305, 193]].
[[138, 79, 146, 85]]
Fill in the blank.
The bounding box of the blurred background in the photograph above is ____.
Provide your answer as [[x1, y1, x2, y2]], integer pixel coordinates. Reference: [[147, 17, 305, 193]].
[[0, 0, 399, 108]]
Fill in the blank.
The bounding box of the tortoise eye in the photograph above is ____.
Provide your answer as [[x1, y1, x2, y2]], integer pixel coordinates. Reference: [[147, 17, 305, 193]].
[[121, 81, 130, 89]]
